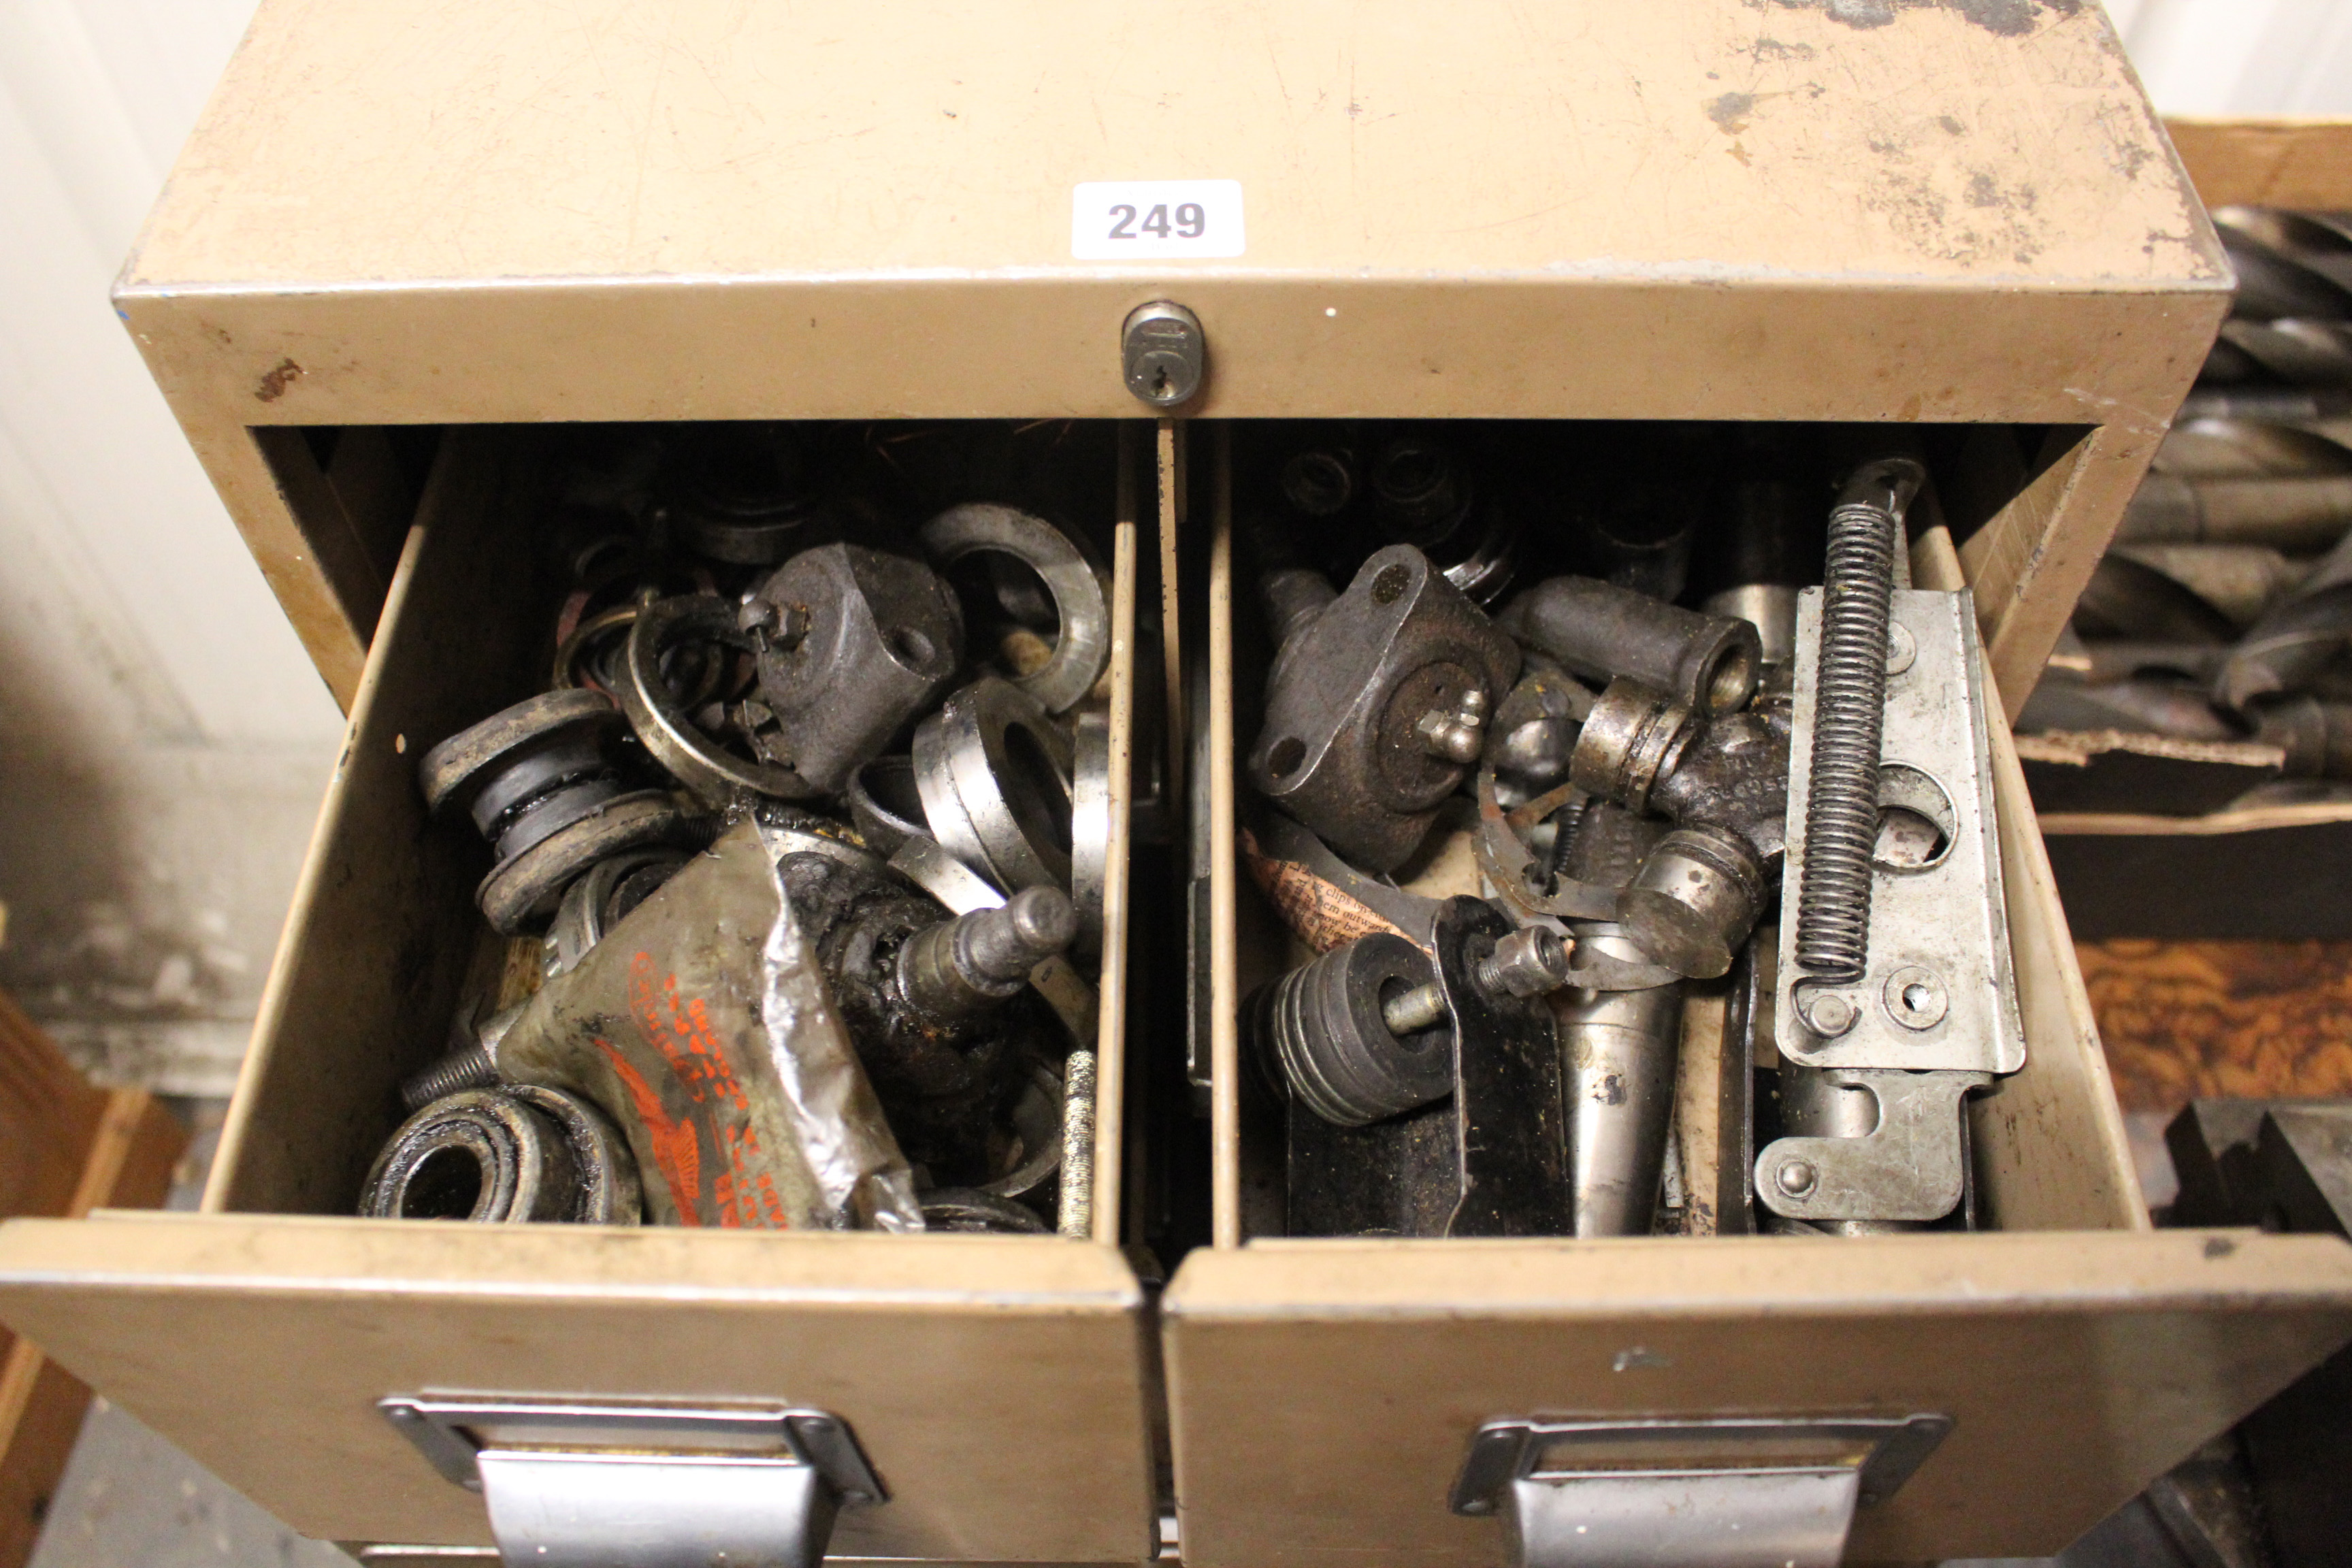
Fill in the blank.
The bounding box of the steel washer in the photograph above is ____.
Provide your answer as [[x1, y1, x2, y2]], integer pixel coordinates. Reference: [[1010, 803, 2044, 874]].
[[912, 677, 1075, 893]]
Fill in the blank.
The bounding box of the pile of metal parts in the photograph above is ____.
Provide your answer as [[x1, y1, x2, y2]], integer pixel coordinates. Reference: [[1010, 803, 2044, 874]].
[[1236, 427, 2027, 1238], [362, 422, 1118, 1237], [2023, 205, 2352, 791]]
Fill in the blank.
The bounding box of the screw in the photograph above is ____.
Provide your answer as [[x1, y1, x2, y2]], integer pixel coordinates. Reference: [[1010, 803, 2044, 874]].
[[1777, 1160, 1818, 1198]]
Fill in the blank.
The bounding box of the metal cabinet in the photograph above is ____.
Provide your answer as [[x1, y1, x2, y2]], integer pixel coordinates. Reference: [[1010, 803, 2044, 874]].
[[2, 3, 2349, 1563]]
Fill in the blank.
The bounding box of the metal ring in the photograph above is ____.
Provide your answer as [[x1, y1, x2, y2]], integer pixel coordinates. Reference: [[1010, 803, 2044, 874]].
[[543, 846, 691, 977], [845, 755, 929, 858], [478, 790, 693, 934], [918, 1188, 1051, 1233], [1069, 706, 1112, 954], [977, 1060, 1066, 1200], [912, 676, 1075, 892], [419, 688, 620, 817], [618, 595, 818, 806], [919, 503, 1111, 714]]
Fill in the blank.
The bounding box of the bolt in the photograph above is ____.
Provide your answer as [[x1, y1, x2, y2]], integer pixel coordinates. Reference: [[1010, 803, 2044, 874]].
[[1776, 1160, 1818, 1198], [1477, 926, 1572, 998], [1416, 688, 1489, 764], [1801, 990, 1857, 1038], [1380, 981, 1450, 1038]]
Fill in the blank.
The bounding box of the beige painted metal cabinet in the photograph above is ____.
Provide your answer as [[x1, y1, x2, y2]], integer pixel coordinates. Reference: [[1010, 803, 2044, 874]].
[[0, 2, 2349, 1565]]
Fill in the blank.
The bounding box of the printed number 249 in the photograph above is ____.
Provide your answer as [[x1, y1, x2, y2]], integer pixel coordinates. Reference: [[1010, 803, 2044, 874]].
[[1107, 201, 1205, 240]]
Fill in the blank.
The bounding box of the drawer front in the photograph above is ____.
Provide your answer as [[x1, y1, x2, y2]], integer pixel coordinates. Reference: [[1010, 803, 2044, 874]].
[[0, 427, 1156, 1558], [1164, 429, 2352, 1564]]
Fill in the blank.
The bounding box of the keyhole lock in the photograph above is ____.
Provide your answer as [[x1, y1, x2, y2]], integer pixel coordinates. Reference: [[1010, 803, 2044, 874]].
[[1121, 301, 1205, 408]]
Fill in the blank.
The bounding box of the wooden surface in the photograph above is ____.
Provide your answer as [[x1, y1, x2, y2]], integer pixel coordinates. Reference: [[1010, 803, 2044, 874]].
[[2079, 941, 2352, 1115], [0, 993, 184, 1568], [119, 0, 2217, 707], [2167, 118, 2352, 211]]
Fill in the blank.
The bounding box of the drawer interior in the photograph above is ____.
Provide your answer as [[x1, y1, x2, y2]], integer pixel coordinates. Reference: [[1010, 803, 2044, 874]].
[[1194, 415, 2137, 1247], [0, 419, 1166, 1558]]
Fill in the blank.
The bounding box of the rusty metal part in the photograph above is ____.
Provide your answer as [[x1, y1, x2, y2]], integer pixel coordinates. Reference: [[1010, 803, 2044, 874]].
[[419, 689, 696, 934], [361, 1086, 642, 1225], [542, 847, 691, 978], [2074, 556, 2240, 644], [845, 755, 928, 858], [399, 1002, 525, 1112], [743, 542, 965, 793], [897, 887, 1080, 1025], [1250, 931, 1454, 1128], [1483, 658, 1595, 808], [619, 594, 821, 805], [1248, 544, 1521, 873], [2119, 472, 2352, 552], [919, 503, 1111, 715], [1499, 575, 1761, 717], [913, 676, 1076, 893], [657, 421, 833, 566]]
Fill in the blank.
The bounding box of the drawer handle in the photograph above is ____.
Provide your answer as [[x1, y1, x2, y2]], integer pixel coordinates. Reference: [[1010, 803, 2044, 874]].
[[380, 1394, 885, 1568], [1449, 1414, 1950, 1568]]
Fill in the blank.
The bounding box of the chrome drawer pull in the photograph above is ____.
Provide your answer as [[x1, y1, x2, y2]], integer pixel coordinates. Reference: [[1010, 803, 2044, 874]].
[[380, 1394, 885, 1568], [1450, 1414, 1950, 1568]]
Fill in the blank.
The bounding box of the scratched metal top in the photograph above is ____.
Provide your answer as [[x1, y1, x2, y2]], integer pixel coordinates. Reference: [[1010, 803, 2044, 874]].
[[118, 0, 2225, 423]]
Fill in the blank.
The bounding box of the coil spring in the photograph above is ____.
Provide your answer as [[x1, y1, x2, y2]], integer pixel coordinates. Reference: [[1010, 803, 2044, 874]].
[[1793, 497, 1900, 983]]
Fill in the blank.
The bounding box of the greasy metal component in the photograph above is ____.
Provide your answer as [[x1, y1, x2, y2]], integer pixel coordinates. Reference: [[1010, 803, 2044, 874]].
[[1705, 585, 1801, 671], [1618, 826, 1767, 982], [1790, 458, 1920, 991], [1484, 659, 1595, 807], [775, 847, 1037, 1190], [1362, 432, 1519, 605], [1070, 706, 1112, 955], [1281, 444, 1356, 517], [1567, 681, 1697, 817], [919, 503, 1112, 715], [1555, 921, 1686, 1238], [744, 542, 964, 793], [1778, 588, 2023, 1076], [658, 421, 832, 566], [913, 676, 1076, 892], [1250, 931, 1454, 1128], [1261, 568, 1339, 649], [1121, 299, 1205, 408], [418, 689, 684, 934], [619, 594, 820, 805], [1279, 898, 1570, 1238], [1499, 575, 1761, 717], [1378, 926, 1569, 1037], [1450, 1414, 1953, 1568], [2072, 556, 2239, 644], [1247, 544, 1521, 873], [896, 887, 1081, 1024], [919, 1188, 1052, 1233], [542, 847, 691, 978], [2119, 472, 2352, 552], [1757, 1068, 1991, 1226], [844, 755, 928, 858], [975, 1058, 1068, 1201], [885, 834, 1098, 1051], [399, 1001, 525, 1112], [2254, 696, 2352, 779], [361, 1086, 641, 1225]]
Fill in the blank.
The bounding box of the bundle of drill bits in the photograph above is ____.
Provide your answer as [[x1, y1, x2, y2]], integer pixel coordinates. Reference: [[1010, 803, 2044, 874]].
[[2022, 206, 2352, 796], [363, 422, 1123, 1237]]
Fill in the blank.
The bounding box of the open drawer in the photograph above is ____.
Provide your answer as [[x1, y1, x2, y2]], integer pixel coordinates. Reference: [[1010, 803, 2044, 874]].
[[1161, 421, 2352, 1567], [0, 427, 1158, 1561]]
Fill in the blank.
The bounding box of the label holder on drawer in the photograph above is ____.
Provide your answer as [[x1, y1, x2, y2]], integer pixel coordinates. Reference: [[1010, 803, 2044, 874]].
[[1449, 1413, 1951, 1568], [379, 1394, 885, 1568]]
